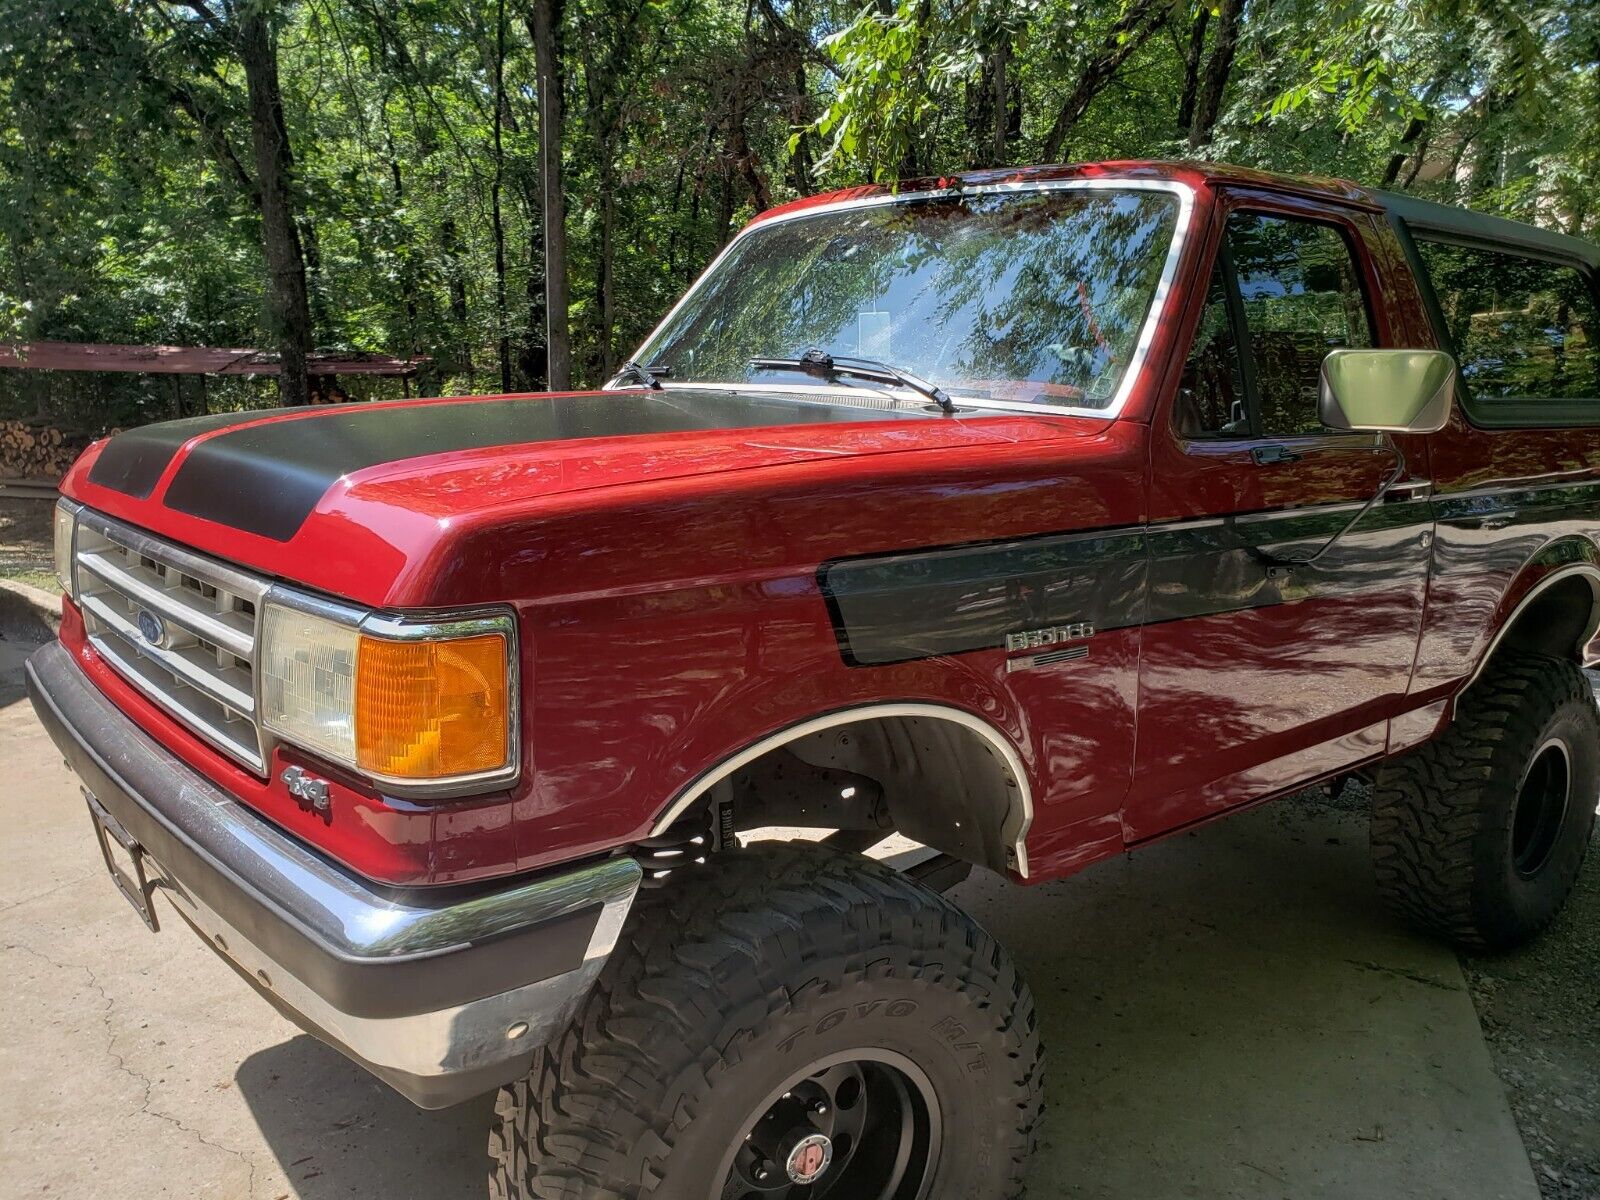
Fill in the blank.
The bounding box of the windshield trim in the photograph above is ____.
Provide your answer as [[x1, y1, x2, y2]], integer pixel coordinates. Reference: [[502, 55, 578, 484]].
[[616, 177, 1197, 420]]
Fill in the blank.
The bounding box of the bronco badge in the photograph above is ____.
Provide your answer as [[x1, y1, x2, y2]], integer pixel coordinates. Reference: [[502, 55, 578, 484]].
[[1004, 622, 1094, 652]]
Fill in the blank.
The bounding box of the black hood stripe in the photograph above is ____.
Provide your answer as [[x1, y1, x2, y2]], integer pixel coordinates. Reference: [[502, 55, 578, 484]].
[[86, 408, 292, 499], [157, 391, 927, 541]]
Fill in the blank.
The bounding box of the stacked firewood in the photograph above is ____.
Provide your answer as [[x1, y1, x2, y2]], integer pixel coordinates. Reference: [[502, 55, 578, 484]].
[[0, 419, 88, 479]]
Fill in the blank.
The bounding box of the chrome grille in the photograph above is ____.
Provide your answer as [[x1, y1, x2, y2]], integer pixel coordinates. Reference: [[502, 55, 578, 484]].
[[72, 510, 269, 772]]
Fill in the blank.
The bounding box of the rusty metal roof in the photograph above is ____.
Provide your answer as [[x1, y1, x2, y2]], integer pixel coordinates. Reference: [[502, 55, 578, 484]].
[[0, 341, 428, 376]]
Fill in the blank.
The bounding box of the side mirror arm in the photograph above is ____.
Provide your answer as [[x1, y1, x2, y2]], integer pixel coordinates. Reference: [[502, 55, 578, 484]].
[[1258, 437, 1408, 571]]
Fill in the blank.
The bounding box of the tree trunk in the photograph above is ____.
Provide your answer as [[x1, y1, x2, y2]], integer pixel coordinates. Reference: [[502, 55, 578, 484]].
[[1381, 116, 1427, 187], [387, 148, 421, 354], [529, 0, 571, 390], [1041, 0, 1164, 162], [1176, 6, 1210, 131], [726, 87, 771, 212], [990, 39, 1009, 165], [1401, 126, 1432, 189], [788, 62, 814, 193], [1188, 0, 1242, 150], [439, 216, 473, 383], [491, 0, 512, 391], [596, 156, 617, 379], [239, 7, 313, 406]]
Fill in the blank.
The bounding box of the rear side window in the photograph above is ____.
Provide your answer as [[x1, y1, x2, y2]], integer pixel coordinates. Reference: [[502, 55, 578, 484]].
[[1416, 241, 1600, 404]]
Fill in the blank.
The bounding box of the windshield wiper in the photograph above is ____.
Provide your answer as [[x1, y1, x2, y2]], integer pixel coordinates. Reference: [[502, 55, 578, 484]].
[[613, 360, 670, 390], [750, 348, 957, 414]]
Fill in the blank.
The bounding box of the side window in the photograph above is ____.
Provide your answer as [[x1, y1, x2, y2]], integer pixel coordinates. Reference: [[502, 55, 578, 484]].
[[1415, 240, 1600, 403], [1176, 262, 1248, 438], [1227, 213, 1375, 436]]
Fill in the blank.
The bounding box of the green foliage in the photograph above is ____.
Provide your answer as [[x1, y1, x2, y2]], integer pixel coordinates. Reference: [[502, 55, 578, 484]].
[[0, 0, 1594, 433]]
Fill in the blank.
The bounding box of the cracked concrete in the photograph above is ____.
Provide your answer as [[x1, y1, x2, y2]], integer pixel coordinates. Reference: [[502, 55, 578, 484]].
[[3, 940, 260, 1197], [0, 636, 1546, 1199]]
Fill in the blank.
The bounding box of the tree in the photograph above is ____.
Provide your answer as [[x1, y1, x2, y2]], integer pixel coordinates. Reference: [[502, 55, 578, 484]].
[[238, 4, 315, 405], [2, 0, 1596, 441], [529, 0, 571, 389], [1187, 0, 1241, 149]]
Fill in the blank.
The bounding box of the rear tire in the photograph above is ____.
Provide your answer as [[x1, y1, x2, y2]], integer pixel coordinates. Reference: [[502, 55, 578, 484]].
[[1371, 653, 1599, 951], [488, 842, 1042, 1199]]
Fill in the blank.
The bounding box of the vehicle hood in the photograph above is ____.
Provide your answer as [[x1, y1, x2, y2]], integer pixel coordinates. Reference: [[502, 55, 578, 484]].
[[65, 388, 1082, 606]]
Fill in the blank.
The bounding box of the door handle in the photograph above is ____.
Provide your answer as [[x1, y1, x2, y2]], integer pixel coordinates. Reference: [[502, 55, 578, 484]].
[[1251, 444, 1301, 466], [1384, 479, 1433, 502]]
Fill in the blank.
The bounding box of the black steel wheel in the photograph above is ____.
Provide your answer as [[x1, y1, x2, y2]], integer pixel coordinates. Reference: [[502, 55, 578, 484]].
[[717, 1051, 940, 1200], [1511, 739, 1572, 878], [489, 842, 1042, 1200]]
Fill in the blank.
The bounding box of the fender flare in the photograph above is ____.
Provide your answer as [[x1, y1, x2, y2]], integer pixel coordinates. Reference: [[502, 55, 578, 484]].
[[1463, 538, 1600, 692], [646, 702, 1036, 878]]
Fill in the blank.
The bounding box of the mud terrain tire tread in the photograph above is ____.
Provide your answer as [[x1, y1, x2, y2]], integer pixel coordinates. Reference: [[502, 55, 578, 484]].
[[1371, 652, 1598, 951], [488, 841, 1043, 1200]]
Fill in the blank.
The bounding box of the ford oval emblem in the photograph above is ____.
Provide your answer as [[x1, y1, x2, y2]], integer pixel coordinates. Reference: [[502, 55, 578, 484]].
[[136, 609, 166, 649]]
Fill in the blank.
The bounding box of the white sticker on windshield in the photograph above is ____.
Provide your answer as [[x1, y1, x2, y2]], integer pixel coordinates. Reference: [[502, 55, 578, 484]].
[[858, 311, 891, 359]]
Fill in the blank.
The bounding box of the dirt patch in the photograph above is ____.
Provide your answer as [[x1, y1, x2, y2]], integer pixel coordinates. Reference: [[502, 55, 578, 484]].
[[0, 496, 55, 590]]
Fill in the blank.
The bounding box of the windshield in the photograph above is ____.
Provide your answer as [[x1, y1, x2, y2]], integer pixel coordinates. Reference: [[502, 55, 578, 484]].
[[634, 185, 1183, 411]]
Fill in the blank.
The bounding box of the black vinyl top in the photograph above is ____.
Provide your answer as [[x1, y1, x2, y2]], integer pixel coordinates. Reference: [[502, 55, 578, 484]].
[[1379, 191, 1600, 269]]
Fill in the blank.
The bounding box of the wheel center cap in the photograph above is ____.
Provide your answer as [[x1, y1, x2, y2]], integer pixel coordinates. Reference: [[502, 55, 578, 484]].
[[785, 1133, 833, 1184]]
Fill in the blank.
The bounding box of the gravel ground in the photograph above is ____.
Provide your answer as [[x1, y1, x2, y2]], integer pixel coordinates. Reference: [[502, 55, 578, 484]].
[[1461, 813, 1600, 1198]]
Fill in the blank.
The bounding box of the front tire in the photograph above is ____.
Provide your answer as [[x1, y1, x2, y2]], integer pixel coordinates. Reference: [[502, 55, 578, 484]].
[[1371, 652, 1599, 951], [488, 842, 1043, 1199]]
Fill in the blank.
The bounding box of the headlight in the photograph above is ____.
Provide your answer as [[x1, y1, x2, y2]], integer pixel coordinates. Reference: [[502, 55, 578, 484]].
[[53, 502, 76, 597], [260, 599, 516, 790], [260, 604, 360, 763]]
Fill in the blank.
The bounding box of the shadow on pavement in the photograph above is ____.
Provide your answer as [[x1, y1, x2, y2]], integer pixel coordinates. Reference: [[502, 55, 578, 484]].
[[233, 799, 1538, 1200], [237, 1035, 490, 1199], [0, 635, 42, 710]]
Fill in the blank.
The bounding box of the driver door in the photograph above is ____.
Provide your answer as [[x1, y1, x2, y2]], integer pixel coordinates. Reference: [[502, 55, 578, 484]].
[[1125, 193, 1434, 841]]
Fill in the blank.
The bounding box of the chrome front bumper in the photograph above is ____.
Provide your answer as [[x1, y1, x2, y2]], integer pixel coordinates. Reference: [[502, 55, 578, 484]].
[[26, 641, 641, 1109]]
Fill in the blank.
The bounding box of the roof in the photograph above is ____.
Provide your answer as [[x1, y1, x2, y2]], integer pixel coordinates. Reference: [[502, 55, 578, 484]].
[[0, 341, 428, 376]]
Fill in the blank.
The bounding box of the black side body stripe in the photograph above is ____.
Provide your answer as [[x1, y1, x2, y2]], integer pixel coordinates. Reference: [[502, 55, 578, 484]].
[[821, 498, 1434, 667]]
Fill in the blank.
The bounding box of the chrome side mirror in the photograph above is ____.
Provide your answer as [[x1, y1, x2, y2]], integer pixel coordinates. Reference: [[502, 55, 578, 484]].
[[1319, 348, 1456, 434]]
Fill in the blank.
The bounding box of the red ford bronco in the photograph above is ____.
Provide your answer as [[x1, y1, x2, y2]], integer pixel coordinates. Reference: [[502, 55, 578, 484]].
[[28, 161, 1600, 1198]]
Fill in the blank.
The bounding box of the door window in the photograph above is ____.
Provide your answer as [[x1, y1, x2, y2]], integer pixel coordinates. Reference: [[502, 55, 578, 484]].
[[1178, 211, 1376, 439], [1175, 262, 1249, 438], [1229, 214, 1374, 436]]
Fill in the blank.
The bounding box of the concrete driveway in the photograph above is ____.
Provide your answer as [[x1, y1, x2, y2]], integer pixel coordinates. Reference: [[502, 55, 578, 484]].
[[0, 633, 1550, 1199]]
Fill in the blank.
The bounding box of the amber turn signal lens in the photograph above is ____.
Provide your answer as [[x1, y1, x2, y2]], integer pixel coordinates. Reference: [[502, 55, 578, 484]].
[[355, 633, 511, 779]]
